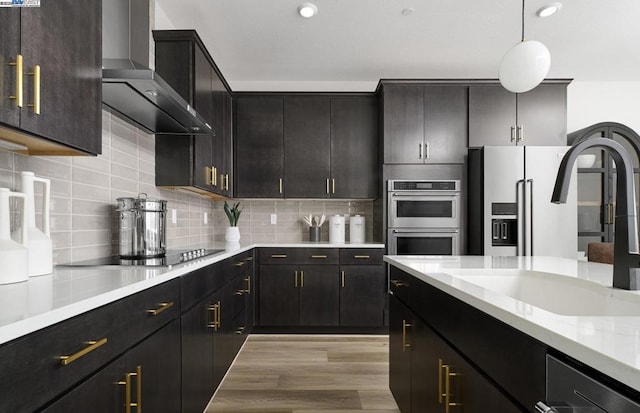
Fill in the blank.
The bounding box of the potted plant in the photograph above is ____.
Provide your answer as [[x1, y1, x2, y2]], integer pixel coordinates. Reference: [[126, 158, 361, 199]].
[[223, 201, 242, 243]]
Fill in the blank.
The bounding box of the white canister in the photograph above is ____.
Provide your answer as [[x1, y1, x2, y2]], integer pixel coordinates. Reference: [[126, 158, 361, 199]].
[[329, 215, 345, 244], [350, 215, 365, 243]]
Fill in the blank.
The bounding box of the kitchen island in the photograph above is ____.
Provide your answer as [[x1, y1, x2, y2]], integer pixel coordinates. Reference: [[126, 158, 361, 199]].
[[385, 255, 640, 412]]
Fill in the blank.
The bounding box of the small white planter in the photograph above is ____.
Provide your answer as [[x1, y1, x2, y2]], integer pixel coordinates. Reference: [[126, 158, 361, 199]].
[[225, 226, 240, 242]]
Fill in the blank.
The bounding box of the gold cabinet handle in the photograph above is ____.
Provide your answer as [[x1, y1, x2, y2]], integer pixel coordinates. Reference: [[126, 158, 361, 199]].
[[311, 255, 327, 259], [59, 338, 108, 366], [9, 54, 23, 107], [438, 358, 446, 404], [271, 254, 287, 258], [244, 256, 254, 262], [207, 303, 220, 330], [295, 270, 298, 287], [234, 261, 245, 267], [234, 289, 244, 296], [244, 276, 251, 294], [27, 64, 40, 115], [117, 366, 142, 413], [225, 174, 230, 191], [279, 178, 283, 194], [146, 301, 174, 316], [216, 301, 221, 329], [234, 326, 245, 335], [402, 320, 412, 351], [390, 279, 407, 288], [300, 270, 304, 287], [332, 178, 335, 194], [326, 178, 330, 194], [206, 167, 213, 185], [353, 255, 370, 259], [444, 365, 462, 413], [341, 271, 345, 288]]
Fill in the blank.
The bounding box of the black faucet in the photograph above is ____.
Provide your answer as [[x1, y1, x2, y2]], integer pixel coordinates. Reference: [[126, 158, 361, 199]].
[[552, 137, 640, 290]]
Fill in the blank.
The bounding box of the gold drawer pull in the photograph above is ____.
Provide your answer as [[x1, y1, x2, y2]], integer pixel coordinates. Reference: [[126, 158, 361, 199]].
[[445, 365, 462, 413], [234, 326, 245, 335], [117, 365, 142, 413], [233, 261, 245, 267], [341, 271, 345, 288], [235, 289, 244, 296], [244, 256, 254, 261], [207, 303, 220, 330], [390, 279, 407, 288], [9, 54, 23, 107], [402, 320, 411, 352], [271, 254, 287, 258], [27, 64, 40, 115], [244, 276, 251, 294], [146, 301, 174, 316], [59, 338, 108, 366], [311, 255, 327, 259], [354, 255, 370, 259]]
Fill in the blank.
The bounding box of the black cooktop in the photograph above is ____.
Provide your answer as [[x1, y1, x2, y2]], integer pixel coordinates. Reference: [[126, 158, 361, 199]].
[[58, 248, 225, 268]]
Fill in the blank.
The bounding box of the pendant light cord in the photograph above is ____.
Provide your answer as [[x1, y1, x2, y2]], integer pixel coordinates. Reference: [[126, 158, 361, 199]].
[[521, 0, 525, 41]]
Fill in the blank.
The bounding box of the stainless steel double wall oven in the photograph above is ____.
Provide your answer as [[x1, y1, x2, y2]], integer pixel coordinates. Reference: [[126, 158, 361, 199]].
[[387, 180, 462, 255]]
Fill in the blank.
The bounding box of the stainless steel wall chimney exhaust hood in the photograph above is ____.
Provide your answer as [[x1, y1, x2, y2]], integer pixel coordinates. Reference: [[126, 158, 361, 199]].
[[101, 0, 214, 135]]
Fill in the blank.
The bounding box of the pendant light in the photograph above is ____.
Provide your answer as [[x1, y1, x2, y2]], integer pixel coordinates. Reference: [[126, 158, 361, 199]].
[[499, 0, 551, 93]]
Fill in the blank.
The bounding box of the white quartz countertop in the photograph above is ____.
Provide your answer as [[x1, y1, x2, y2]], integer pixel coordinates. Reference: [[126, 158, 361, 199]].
[[0, 242, 383, 346], [384, 255, 640, 391]]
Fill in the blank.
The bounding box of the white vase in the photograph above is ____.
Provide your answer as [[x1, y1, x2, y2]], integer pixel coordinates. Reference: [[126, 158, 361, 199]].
[[225, 226, 240, 242]]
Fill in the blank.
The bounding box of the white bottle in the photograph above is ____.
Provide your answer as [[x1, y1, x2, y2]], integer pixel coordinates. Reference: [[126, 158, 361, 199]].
[[0, 188, 29, 284], [329, 215, 345, 244], [19, 171, 53, 276]]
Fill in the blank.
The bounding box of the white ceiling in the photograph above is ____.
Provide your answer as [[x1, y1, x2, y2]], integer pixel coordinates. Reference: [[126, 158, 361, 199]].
[[154, 0, 640, 92]]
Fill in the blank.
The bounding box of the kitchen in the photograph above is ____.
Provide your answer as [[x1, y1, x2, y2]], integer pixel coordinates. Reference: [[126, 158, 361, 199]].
[[1, 0, 640, 412]]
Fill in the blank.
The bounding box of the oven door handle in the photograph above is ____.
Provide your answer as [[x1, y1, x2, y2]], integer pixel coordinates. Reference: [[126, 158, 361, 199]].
[[391, 192, 461, 197], [391, 228, 460, 234]]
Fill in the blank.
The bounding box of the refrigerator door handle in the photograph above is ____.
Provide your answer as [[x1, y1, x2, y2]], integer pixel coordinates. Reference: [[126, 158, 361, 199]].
[[516, 179, 526, 256], [526, 179, 534, 256]]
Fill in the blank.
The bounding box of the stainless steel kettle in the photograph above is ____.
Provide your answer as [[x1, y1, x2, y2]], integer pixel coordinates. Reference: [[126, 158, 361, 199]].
[[116, 194, 167, 258]]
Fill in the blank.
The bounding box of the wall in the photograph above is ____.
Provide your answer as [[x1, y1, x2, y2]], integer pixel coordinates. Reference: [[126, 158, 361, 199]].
[[567, 81, 640, 133]]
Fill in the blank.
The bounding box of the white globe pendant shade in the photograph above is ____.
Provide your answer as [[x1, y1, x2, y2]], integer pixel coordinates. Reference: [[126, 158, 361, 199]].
[[499, 40, 551, 93]]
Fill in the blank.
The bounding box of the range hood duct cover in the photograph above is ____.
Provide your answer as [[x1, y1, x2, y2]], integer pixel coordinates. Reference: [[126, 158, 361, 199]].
[[101, 0, 214, 135]]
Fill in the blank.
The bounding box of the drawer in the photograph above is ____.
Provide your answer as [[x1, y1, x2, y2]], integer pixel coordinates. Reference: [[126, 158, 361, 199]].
[[389, 265, 412, 306], [227, 249, 255, 279], [339, 248, 384, 265], [259, 248, 302, 264], [181, 261, 224, 311], [0, 279, 180, 413]]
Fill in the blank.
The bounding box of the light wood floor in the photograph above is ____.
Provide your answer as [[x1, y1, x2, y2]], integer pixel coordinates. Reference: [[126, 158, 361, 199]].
[[206, 334, 400, 413]]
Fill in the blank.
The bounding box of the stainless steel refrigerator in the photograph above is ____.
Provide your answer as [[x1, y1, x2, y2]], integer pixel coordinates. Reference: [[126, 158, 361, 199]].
[[468, 146, 577, 258]]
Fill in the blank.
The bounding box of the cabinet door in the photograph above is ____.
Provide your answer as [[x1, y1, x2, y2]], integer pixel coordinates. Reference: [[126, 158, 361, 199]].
[[389, 295, 413, 413], [0, 9, 20, 128], [193, 46, 214, 190], [424, 86, 468, 163], [411, 318, 443, 413], [258, 264, 299, 325], [516, 84, 567, 146], [213, 283, 237, 389], [331, 97, 379, 199], [299, 265, 339, 326], [383, 85, 424, 164], [181, 299, 215, 413], [339, 265, 385, 327], [220, 90, 233, 195], [125, 319, 181, 413], [235, 96, 284, 198], [468, 86, 517, 147], [284, 96, 331, 198], [19, 0, 102, 154]]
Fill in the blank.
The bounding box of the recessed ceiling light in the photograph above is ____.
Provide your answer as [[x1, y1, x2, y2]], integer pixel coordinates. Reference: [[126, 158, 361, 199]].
[[298, 2, 318, 18], [536, 2, 562, 17], [401, 8, 414, 16]]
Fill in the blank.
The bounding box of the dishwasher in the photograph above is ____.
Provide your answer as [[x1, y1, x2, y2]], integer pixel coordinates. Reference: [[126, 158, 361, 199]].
[[535, 355, 640, 412]]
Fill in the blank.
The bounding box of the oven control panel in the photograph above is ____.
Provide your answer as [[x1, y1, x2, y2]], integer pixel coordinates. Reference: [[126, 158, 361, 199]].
[[389, 180, 459, 191]]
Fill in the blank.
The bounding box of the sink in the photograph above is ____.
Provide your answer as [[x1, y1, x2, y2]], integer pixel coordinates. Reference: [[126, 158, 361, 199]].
[[441, 269, 640, 316]]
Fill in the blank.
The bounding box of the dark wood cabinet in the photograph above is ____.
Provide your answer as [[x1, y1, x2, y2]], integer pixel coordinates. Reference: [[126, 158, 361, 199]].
[[258, 247, 385, 329], [389, 295, 413, 413], [0, 0, 102, 155], [235, 95, 378, 199], [468, 83, 568, 147], [331, 97, 379, 198], [44, 318, 182, 413], [154, 30, 232, 197], [235, 96, 285, 198], [382, 84, 467, 164], [284, 96, 332, 198]]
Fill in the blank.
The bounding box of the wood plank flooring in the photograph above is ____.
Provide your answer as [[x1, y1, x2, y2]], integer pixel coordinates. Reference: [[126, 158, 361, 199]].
[[206, 335, 400, 413]]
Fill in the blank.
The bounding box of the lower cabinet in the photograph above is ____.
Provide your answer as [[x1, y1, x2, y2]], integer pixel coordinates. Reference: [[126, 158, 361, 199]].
[[257, 247, 385, 328], [390, 294, 523, 413], [43, 318, 181, 413]]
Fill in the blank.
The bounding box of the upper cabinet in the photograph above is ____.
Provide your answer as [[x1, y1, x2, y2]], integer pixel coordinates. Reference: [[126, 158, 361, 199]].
[[381, 84, 468, 164], [153, 30, 232, 198], [0, 0, 102, 155], [468, 83, 568, 147], [235, 94, 378, 199]]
